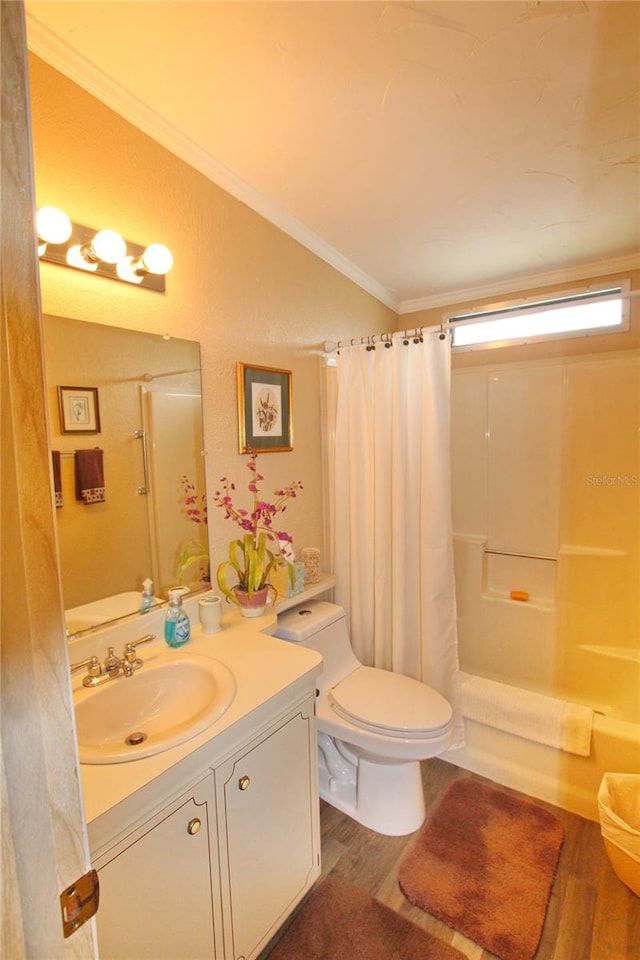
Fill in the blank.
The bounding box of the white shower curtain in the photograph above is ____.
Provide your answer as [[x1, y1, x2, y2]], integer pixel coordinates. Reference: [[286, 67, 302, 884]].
[[328, 331, 464, 747]]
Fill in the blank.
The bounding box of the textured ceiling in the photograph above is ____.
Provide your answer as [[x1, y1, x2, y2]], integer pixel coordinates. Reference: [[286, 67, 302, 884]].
[[25, 1, 640, 311]]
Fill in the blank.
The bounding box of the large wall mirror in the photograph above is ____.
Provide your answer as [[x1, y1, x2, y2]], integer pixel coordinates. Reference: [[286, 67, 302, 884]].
[[43, 315, 208, 636]]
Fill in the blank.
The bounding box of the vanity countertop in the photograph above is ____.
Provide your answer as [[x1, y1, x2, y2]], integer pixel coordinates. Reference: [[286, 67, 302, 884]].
[[71, 577, 335, 833]]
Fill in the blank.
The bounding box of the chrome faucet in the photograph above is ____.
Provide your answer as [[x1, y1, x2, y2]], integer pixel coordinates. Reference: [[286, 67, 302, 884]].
[[70, 634, 155, 686]]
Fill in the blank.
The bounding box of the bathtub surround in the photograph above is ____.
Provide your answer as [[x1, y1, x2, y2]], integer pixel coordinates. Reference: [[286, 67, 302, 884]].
[[448, 351, 640, 820], [327, 331, 463, 746], [266, 876, 466, 960], [398, 778, 564, 960]]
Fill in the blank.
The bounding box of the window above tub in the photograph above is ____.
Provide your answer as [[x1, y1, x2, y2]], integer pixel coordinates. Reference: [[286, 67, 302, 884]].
[[448, 280, 631, 351]]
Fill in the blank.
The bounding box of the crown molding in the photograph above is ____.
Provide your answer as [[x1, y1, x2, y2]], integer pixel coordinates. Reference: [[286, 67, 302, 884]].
[[398, 253, 640, 315], [26, 14, 399, 312]]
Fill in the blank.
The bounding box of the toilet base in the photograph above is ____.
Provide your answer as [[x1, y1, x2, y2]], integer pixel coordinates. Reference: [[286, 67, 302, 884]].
[[317, 742, 426, 836]]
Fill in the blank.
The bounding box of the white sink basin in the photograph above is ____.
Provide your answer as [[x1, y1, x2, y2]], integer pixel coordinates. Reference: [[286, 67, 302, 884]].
[[74, 651, 236, 764]]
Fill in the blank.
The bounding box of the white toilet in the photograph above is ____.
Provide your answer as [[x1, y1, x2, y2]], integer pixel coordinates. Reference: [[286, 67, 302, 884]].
[[275, 600, 453, 836]]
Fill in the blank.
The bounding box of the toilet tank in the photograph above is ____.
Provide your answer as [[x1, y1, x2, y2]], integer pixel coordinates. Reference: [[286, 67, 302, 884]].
[[275, 600, 360, 690]]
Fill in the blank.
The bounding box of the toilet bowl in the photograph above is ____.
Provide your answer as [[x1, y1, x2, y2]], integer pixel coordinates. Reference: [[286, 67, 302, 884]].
[[275, 600, 453, 836]]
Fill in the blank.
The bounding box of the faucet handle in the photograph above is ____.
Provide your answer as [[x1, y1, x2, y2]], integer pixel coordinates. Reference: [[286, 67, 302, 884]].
[[122, 634, 155, 665], [129, 633, 155, 650], [70, 655, 101, 677]]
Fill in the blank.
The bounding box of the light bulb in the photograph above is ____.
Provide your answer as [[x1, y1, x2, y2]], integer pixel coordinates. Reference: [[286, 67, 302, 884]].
[[90, 229, 127, 264], [36, 206, 72, 244], [116, 256, 144, 284], [66, 245, 98, 272], [140, 243, 173, 275]]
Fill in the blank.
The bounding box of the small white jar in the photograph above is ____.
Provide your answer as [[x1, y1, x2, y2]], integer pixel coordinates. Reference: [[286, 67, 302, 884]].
[[198, 594, 222, 634]]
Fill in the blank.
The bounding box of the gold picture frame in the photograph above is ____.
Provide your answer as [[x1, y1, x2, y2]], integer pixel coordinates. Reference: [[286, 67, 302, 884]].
[[237, 362, 293, 453], [57, 385, 101, 434]]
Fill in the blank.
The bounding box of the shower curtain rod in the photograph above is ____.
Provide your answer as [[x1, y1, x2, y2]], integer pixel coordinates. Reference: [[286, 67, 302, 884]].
[[141, 368, 198, 381], [324, 325, 448, 354]]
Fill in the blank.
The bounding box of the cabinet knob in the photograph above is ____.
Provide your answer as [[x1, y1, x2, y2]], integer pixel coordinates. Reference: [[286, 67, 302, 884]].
[[238, 775, 251, 791], [187, 817, 201, 835]]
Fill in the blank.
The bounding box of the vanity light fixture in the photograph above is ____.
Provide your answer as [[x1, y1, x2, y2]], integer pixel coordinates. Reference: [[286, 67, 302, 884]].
[[36, 206, 173, 292]]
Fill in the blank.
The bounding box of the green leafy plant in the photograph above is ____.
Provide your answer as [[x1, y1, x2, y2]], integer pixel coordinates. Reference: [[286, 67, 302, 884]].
[[213, 452, 302, 604], [174, 537, 210, 584], [175, 476, 209, 584]]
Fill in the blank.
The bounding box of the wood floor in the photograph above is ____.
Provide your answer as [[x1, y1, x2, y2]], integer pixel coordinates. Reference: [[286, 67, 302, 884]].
[[303, 757, 639, 960]]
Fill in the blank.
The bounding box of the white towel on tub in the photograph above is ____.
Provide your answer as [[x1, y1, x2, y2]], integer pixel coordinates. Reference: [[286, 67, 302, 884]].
[[460, 672, 594, 757]]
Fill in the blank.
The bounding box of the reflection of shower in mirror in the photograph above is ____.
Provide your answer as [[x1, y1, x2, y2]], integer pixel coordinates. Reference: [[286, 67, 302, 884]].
[[142, 387, 207, 597]]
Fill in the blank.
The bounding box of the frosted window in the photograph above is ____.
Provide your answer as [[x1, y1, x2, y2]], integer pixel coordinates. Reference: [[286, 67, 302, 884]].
[[450, 285, 628, 350]]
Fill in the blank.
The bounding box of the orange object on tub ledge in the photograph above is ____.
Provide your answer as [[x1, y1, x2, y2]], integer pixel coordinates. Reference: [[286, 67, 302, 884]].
[[510, 590, 530, 602]]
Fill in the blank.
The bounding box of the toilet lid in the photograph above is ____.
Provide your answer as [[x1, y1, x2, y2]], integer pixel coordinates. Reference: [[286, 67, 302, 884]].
[[329, 667, 453, 739]]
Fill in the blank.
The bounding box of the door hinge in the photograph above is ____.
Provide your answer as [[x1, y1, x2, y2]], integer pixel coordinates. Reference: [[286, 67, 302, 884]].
[[60, 869, 100, 938]]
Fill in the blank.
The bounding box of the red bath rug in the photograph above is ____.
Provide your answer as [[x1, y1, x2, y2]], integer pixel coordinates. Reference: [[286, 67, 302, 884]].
[[398, 777, 564, 960], [266, 875, 466, 960]]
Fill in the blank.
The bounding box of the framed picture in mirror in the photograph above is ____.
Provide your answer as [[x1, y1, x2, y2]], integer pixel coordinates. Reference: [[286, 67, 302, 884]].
[[237, 363, 292, 453], [58, 385, 101, 434]]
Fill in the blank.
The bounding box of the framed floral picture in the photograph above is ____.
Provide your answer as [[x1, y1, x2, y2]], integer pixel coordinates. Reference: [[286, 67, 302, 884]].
[[236, 363, 292, 453], [57, 385, 101, 434]]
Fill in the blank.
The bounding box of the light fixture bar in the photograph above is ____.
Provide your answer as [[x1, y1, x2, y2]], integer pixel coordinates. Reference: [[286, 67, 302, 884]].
[[37, 214, 172, 292]]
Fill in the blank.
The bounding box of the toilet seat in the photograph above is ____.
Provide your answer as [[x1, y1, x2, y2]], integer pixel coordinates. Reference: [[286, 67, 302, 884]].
[[329, 666, 452, 739]]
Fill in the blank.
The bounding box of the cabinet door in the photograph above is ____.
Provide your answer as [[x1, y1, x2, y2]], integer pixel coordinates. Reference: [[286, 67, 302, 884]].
[[218, 705, 320, 960], [95, 776, 218, 960]]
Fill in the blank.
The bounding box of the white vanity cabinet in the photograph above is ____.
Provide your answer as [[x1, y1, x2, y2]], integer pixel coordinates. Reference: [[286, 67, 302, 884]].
[[216, 701, 319, 960], [93, 774, 219, 960], [90, 694, 320, 960]]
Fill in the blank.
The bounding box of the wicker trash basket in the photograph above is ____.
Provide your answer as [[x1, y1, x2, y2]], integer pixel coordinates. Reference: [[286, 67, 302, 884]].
[[598, 773, 640, 897]]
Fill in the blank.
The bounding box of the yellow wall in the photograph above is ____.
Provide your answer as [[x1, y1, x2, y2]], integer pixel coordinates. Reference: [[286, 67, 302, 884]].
[[30, 54, 396, 587]]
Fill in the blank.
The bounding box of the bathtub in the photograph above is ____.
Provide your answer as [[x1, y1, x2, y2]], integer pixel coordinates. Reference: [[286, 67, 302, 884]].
[[445, 695, 639, 823], [445, 536, 640, 823]]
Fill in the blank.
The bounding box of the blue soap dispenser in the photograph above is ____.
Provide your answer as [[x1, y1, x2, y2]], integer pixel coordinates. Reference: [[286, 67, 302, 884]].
[[164, 589, 191, 647]]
